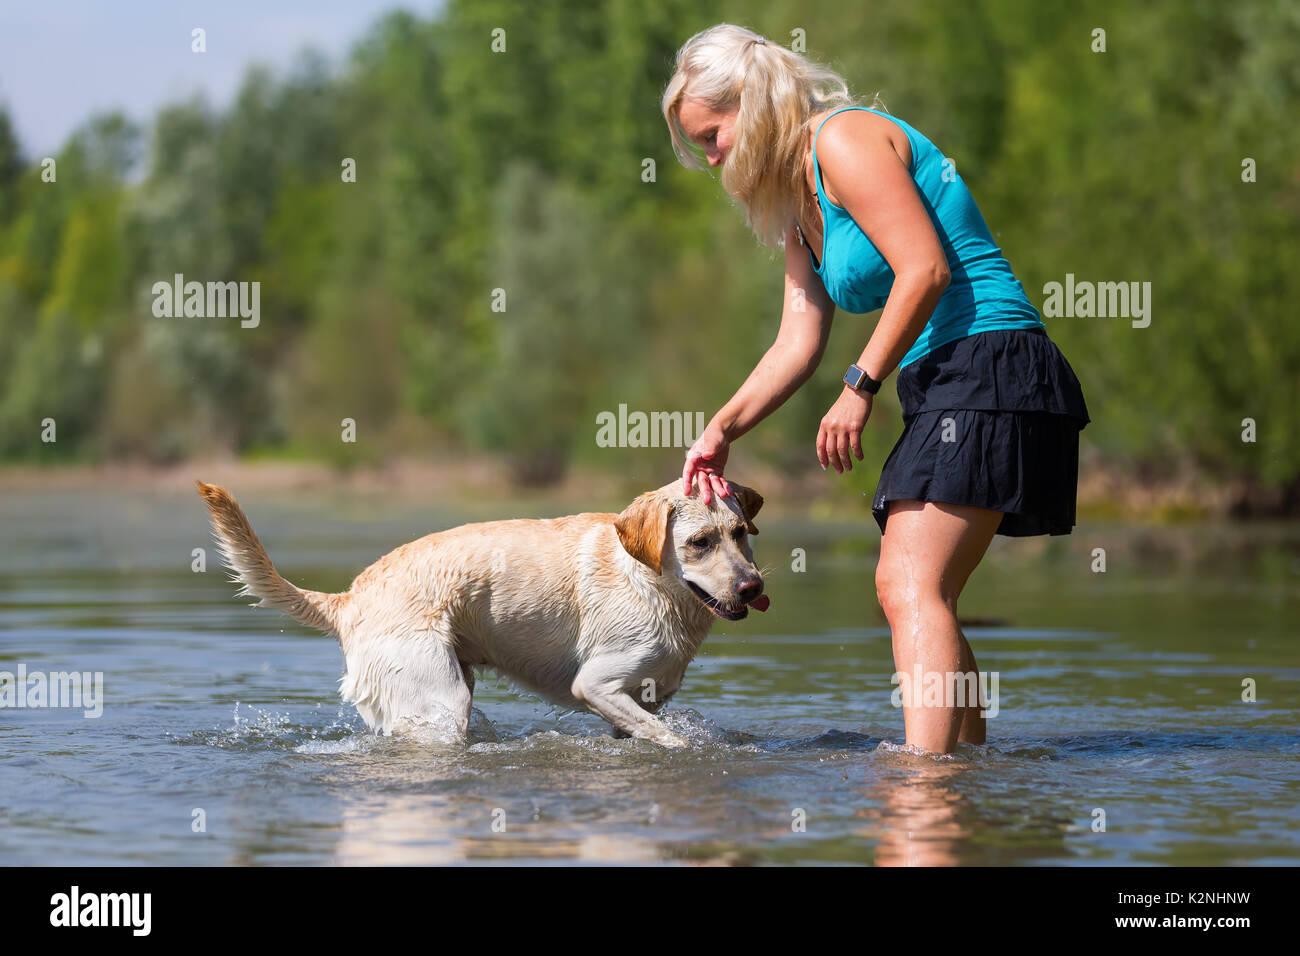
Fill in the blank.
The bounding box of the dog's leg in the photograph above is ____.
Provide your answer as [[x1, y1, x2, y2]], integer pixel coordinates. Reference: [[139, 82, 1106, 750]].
[[572, 660, 688, 748], [419, 639, 473, 737], [583, 689, 687, 748], [611, 689, 668, 738], [346, 625, 473, 738]]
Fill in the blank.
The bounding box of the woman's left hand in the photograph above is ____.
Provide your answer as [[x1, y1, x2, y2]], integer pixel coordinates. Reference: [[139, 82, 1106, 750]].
[[817, 387, 873, 473]]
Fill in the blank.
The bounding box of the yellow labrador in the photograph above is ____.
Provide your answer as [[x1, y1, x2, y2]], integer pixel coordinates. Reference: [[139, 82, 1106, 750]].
[[196, 478, 767, 747]]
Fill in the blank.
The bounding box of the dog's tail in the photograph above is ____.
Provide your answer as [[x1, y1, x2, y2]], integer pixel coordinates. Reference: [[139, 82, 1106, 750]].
[[196, 480, 348, 637]]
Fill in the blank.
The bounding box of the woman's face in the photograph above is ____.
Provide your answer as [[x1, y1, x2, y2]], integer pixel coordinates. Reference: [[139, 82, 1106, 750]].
[[678, 97, 738, 167]]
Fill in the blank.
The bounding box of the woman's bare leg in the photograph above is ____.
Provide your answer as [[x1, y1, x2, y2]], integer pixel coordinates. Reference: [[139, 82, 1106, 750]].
[[955, 630, 984, 745], [876, 500, 1003, 754]]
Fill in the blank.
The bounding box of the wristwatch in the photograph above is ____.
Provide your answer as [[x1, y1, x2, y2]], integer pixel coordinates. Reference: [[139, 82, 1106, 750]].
[[843, 363, 882, 395]]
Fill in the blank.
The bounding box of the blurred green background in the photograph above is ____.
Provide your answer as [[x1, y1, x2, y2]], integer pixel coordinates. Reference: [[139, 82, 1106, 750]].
[[0, 0, 1295, 511]]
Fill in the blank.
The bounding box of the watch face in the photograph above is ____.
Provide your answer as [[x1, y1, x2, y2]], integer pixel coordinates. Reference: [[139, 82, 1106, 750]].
[[845, 366, 865, 388]]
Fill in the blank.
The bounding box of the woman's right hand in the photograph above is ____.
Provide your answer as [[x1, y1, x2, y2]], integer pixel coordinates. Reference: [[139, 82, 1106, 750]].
[[682, 422, 732, 505]]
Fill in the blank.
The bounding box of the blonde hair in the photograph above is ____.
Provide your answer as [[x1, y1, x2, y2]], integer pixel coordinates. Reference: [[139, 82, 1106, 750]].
[[661, 23, 884, 251]]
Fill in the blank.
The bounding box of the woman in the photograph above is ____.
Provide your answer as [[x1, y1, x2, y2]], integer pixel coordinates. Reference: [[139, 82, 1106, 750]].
[[663, 24, 1090, 755]]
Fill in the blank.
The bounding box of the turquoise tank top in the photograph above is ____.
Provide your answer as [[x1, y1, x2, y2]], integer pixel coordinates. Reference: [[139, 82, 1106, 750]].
[[807, 106, 1045, 369]]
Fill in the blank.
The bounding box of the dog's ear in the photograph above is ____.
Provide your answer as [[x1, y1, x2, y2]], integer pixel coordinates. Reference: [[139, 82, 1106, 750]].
[[614, 490, 673, 575], [729, 481, 764, 535]]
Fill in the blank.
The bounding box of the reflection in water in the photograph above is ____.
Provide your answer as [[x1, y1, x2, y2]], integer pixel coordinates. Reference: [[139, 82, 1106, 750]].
[[334, 794, 465, 865], [859, 757, 971, 866], [333, 794, 666, 864]]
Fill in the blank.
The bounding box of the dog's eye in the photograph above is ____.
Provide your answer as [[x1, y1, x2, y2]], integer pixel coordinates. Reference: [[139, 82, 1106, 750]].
[[732, 526, 746, 540], [688, 536, 711, 549]]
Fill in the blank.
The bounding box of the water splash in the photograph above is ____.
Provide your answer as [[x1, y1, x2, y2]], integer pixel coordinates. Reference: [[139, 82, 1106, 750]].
[[170, 701, 367, 751], [875, 739, 965, 761]]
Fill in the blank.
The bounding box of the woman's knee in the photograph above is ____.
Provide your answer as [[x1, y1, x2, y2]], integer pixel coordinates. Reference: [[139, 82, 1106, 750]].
[[875, 551, 948, 621], [874, 555, 900, 616]]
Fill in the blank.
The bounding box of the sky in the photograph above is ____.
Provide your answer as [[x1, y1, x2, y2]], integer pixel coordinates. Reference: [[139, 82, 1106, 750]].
[[0, 0, 445, 157]]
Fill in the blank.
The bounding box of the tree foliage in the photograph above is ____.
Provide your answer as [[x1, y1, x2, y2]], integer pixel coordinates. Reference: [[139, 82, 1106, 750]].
[[0, 0, 1294, 499]]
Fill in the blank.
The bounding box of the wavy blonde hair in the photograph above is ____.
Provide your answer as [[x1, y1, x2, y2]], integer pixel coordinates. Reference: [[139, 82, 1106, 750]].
[[661, 23, 884, 251]]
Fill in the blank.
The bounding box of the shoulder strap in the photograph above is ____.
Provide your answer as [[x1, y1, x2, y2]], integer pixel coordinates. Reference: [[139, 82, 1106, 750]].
[[812, 106, 872, 202], [813, 106, 872, 163]]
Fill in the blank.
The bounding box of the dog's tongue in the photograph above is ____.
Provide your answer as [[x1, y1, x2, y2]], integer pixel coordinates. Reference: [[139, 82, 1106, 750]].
[[746, 594, 770, 612]]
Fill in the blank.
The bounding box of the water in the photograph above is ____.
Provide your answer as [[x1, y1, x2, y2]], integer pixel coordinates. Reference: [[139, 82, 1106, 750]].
[[2, 482, 1297, 865]]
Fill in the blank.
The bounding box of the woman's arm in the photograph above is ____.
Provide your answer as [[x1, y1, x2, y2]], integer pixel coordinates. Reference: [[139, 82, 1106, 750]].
[[817, 111, 951, 385], [683, 220, 836, 502], [712, 219, 837, 442], [814, 112, 951, 472]]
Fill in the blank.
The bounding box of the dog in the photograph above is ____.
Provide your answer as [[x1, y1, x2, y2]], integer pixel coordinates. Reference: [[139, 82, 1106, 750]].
[[196, 477, 768, 747]]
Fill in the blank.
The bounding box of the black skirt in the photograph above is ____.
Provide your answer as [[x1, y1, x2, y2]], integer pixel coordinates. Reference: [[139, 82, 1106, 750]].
[[871, 327, 1091, 537]]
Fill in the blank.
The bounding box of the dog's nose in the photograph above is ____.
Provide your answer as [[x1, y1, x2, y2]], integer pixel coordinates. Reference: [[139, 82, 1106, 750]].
[[737, 577, 763, 603]]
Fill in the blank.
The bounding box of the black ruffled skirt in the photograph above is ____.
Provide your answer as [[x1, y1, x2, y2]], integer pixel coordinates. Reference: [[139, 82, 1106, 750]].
[[871, 327, 1091, 537]]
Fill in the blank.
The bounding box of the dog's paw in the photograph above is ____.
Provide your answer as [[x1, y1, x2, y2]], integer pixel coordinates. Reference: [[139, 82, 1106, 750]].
[[656, 730, 690, 749]]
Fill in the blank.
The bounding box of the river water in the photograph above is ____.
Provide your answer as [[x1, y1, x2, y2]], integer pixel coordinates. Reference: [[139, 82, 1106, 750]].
[[2, 482, 1296, 865]]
